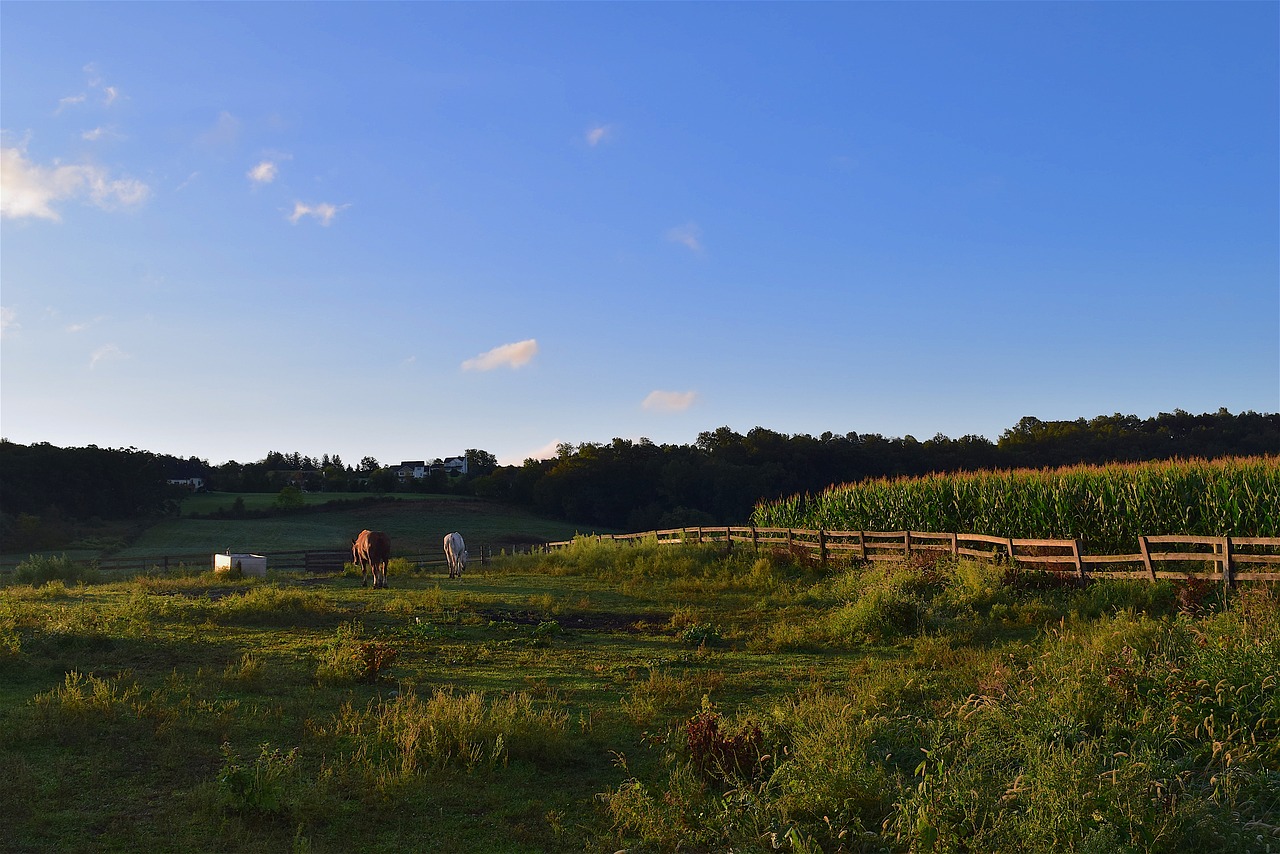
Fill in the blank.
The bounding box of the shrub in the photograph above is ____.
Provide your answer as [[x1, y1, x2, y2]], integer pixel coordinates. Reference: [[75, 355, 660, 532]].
[[684, 702, 766, 784], [216, 741, 299, 815], [13, 554, 98, 587]]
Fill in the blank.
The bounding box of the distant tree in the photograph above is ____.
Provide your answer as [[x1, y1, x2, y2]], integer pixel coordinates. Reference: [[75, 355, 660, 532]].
[[464, 449, 498, 477], [359, 456, 380, 473], [368, 467, 398, 493], [275, 486, 305, 509]]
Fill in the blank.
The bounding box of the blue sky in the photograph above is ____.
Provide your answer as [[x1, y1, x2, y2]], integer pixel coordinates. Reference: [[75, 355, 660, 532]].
[[2, 2, 1277, 467]]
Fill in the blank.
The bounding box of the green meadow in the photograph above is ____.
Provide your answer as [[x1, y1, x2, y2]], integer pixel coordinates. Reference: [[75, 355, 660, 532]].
[[1, 493, 592, 571], [2, 537, 1276, 853]]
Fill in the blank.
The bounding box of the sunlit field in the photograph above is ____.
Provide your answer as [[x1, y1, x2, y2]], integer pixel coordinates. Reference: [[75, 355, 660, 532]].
[[2, 539, 1276, 853]]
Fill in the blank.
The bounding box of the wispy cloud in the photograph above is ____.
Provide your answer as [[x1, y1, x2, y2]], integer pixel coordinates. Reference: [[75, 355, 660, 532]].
[[1, 146, 150, 221], [0, 307, 18, 339], [89, 343, 127, 369], [248, 160, 279, 184], [513, 439, 564, 465], [55, 94, 87, 114], [462, 339, 539, 371], [66, 316, 106, 334], [288, 201, 347, 226], [586, 124, 614, 147], [197, 111, 241, 149], [666, 222, 703, 253], [81, 126, 123, 142], [642, 390, 698, 412], [58, 65, 122, 114]]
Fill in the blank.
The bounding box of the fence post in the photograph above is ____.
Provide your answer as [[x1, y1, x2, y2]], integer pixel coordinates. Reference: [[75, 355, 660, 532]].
[[697, 527, 704, 545], [1138, 536, 1155, 581], [751, 526, 759, 553], [858, 531, 866, 561], [949, 533, 957, 557], [819, 529, 827, 568], [904, 531, 912, 560], [1072, 539, 1086, 580], [1006, 538, 1017, 566], [1221, 536, 1234, 590]]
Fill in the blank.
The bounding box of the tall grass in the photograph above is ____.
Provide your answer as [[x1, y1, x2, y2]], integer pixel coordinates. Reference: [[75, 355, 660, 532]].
[[752, 456, 1280, 552], [604, 585, 1280, 853]]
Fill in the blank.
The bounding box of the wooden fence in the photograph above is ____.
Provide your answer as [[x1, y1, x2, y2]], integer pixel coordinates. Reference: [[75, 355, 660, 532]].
[[548, 528, 1280, 586], [1, 545, 495, 578]]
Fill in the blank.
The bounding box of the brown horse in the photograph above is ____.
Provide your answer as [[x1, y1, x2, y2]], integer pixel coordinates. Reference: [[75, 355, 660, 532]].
[[351, 529, 391, 589]]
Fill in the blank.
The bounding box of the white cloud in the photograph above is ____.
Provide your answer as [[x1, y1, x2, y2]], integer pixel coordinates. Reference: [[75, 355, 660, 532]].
[[66, 316, 105, 333], [642, 390, 698, 412], [56, 94, 87, 114], [89, 343, 127, 369], [248, 160, 278, 184], [0, 146, 150, 221], [1, 306, 18, 338], [288, 201, 347, 226], [60, 66, 122, 114], [462, 339, 539, 371], [666, 222, 703, 253], [81, 126, 123, 142], [586, 124, 613, 147]]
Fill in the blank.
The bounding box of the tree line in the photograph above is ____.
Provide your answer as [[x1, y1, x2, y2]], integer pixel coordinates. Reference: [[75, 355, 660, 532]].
[[1, 409, 1275, 548], [467, 409, 1279, 531]]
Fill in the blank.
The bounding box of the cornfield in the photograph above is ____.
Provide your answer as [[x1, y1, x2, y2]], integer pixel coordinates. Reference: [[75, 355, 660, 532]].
[[751, 456, 1280, 554]]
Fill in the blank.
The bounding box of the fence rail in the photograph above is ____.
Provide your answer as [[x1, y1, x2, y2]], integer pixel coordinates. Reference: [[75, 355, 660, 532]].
[[547, 527, 1280, 585], [0, 545, 497, 578]]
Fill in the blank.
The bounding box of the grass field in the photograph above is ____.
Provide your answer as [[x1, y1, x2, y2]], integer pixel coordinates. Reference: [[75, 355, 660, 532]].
[[2, 540, 1277, 853], [1, 494, 595, 570]]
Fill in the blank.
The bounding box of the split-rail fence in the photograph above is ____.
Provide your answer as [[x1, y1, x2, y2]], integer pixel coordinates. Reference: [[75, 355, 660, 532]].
[[548, 528, 1280, 586]]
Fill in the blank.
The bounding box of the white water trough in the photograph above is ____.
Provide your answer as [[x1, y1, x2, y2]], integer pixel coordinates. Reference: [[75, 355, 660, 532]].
[[213, 552, 267, 577]]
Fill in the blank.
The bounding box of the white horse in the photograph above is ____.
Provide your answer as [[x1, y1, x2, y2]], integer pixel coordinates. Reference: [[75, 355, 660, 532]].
[[444, 531, 467, 579]]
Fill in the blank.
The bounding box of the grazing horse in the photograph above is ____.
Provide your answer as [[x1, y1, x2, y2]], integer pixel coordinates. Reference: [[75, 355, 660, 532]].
[[351, 529, 392, 589], [444, 531, 467, 579]]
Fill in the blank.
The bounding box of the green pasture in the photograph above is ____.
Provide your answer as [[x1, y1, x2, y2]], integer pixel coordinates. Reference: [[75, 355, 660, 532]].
[[1, 540, 1276, 853], [2, 495, 594, 568], [176, 491, 428, 516]]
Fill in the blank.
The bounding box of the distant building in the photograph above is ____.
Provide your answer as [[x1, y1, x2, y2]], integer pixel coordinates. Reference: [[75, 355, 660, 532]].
[[395, 456, 468, 480], [395, 461, 428, 481], [167, 477, 206, 491]]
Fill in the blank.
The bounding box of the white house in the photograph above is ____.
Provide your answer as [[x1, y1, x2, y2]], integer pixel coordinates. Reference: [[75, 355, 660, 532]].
[[395, 456, 468, 479], [395, 461, 428, 481]]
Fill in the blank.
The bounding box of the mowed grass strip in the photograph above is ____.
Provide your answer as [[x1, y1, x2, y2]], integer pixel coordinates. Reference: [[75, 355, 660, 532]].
[[1, 540, 1276, 853]]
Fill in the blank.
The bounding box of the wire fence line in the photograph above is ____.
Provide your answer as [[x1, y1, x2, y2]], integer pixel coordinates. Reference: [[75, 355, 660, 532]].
[[549, 527, 1280, 586], [6, 531, 1277, 587], [0, 545, 503, 578]]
